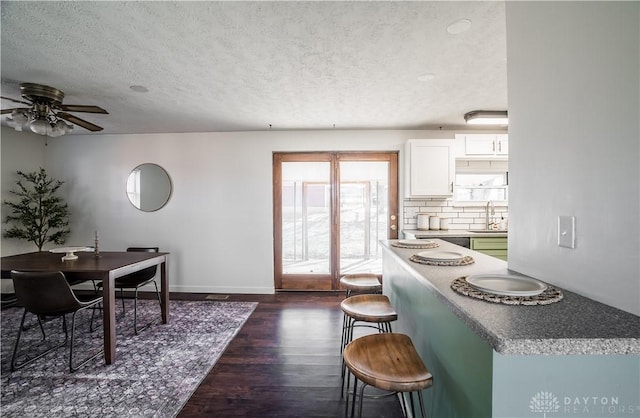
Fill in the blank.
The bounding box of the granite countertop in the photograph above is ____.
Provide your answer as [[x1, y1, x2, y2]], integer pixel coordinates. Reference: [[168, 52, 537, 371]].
[[382, 239, 640, 355], [403, 229, 508, 238]]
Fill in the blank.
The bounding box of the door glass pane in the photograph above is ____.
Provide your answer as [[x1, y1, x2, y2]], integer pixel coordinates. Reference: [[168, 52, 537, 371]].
[[281, 162, 331, 274], [339, 161, 388, 275]]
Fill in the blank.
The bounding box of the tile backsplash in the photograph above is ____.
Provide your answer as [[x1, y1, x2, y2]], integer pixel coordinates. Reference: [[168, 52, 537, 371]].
[[403, 198, 508, 231]]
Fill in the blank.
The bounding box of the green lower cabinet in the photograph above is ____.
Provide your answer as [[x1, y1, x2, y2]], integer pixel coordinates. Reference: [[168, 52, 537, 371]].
[[471, 237, 508, 261]]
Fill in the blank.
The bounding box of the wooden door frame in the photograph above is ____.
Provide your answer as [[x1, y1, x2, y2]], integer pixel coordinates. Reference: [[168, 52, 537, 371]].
[[273, 151, 398, 291]]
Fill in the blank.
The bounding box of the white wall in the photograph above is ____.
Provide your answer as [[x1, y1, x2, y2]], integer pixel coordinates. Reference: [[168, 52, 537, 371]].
[[506, 2, 639, 314], [19, 129, 461, 294]]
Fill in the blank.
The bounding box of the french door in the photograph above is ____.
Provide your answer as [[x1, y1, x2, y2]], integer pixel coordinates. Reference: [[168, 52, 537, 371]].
[[273, 152, 398, 290]]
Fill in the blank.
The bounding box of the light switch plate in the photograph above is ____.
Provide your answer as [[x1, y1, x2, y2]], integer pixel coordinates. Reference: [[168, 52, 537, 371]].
[[558, 216, 576, 248]]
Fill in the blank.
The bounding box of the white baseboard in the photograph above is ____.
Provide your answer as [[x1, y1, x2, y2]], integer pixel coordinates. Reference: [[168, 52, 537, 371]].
[[168, 285, 276, 294]]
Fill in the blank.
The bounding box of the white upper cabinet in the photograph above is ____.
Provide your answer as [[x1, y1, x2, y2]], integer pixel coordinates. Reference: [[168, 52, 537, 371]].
[[405, 139, 455, 197], [456, 134, 508, 157]]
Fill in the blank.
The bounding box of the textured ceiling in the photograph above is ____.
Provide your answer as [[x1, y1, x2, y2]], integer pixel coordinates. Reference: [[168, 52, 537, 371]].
[[0, 1, 507, 135]]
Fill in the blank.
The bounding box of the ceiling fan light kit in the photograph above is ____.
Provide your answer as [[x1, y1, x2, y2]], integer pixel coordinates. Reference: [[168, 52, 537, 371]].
[[30, 115, 73, 137], [11, 107, 74, 137], [1, 82, 108, 137], [464, 110, 508, 125]]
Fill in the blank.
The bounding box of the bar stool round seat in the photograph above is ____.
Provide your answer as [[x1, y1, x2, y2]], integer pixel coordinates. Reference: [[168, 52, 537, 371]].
[[340, 294, 397, 353], [340, 294, 397, 337], [343, 333, 433, 418], [339, 274, 382, 297]]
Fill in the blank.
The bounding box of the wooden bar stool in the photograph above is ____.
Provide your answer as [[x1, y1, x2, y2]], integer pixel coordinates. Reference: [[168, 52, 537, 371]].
[[340, 294, 397, 396], [339, 273, 382, 298], [340, 294, 397, 352], [343, 333, 433, 418], [338, 273, 382, 352]]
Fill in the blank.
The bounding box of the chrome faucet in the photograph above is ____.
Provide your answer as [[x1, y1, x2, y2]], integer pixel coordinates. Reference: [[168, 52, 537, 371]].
[[485, 201, 495, 230]]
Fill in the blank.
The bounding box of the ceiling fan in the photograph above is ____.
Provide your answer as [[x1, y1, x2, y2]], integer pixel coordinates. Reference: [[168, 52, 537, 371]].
[[1, 82, 108, 137]]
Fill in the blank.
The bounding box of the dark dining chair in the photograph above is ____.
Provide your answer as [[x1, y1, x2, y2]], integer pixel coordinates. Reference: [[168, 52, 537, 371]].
[[1, 271, 20, 309], [97, 247, 162, 335], [10, 270, 103, 372], [1, 292, 20, 309], [65, 272, 100, 295]]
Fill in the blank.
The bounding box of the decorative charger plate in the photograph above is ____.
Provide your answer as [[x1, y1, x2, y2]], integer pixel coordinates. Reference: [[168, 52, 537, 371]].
[[391, 239, 439, 249], [451, 276, 563, 305], [466, 274, 547, 297], [410, 253, 474, 266], [399, 239, 432, 246], [415, 250, 465, 262]]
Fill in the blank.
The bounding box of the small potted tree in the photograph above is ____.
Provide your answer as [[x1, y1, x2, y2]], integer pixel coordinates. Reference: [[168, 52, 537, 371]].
[[3, 168, 71, 251]]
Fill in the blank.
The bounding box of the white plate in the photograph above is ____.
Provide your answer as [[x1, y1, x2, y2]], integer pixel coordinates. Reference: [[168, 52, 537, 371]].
[[398, 239, 434, 246], [415, 251, 464, 262], [466, 274, 548, 296]]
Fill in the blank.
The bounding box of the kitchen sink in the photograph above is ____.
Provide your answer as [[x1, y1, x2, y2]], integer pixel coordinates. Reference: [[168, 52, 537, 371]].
[[468, 230, 507, 234]]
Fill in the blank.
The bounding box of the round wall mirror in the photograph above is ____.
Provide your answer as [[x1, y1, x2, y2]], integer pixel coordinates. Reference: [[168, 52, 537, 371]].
[[126, 163, 172, 212]]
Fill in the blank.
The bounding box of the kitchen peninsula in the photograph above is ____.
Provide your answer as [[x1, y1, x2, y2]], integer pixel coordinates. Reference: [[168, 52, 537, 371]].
[[381, 239, 640, 418]]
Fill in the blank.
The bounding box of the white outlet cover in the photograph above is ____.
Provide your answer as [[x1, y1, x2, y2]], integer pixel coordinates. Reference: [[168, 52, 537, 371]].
[[558, 216, 576, 249]]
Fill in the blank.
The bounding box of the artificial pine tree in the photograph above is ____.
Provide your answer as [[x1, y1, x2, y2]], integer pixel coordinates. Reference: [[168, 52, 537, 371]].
[[3, 168, 71, 251]]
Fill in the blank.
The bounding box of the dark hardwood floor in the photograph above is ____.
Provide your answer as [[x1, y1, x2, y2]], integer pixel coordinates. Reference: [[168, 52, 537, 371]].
[[171, 292, 405, 418]]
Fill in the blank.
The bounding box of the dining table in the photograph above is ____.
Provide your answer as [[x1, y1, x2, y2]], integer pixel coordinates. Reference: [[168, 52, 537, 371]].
[[1, 250, 169, 364]]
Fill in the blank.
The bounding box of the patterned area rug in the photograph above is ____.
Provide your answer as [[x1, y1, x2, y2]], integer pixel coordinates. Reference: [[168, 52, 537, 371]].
[[0, 299, 257, 417]]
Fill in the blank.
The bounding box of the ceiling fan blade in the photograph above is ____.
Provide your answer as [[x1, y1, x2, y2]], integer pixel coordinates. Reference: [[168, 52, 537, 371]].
[[1, 96, 31, 106], [1, 107, 29, 115], [57, 112, 104, 132], [58, 104, 108, 114]]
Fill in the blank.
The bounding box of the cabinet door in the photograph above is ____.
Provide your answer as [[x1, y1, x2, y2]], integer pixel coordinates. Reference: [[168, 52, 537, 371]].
[[407, 139, 454, 197], [464, 135, 497, 155], [496, 134, 509, 155], [471, 237, 508, 261], [471, 237, 508, 250]]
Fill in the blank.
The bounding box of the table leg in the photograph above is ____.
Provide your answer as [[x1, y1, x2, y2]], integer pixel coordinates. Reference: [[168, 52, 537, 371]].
[[161, 258, 169, 323], [102, 271, 117, 364]]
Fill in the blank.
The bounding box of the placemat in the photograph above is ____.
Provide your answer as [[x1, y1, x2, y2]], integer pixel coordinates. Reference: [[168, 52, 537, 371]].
[[409, 254, 475, 266], [391, 241, 439, 249], [451, 276, 564, 305]]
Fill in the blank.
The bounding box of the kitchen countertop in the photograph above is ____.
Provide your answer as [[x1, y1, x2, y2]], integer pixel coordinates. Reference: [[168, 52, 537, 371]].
[[381, 239, 640, 355], [403, 229, 508, 238]]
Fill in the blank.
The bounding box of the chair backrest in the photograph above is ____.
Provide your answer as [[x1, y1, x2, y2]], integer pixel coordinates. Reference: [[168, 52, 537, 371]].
[[11, 270, 81, 315], [125, 247, 159, 281]]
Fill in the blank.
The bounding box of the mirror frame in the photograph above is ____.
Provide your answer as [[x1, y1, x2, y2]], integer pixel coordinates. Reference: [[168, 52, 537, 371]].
[[126, 163, 173, 212]]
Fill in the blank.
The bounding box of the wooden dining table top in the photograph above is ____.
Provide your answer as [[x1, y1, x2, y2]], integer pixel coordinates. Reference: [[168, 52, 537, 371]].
[[1, 250, 169, 276]]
